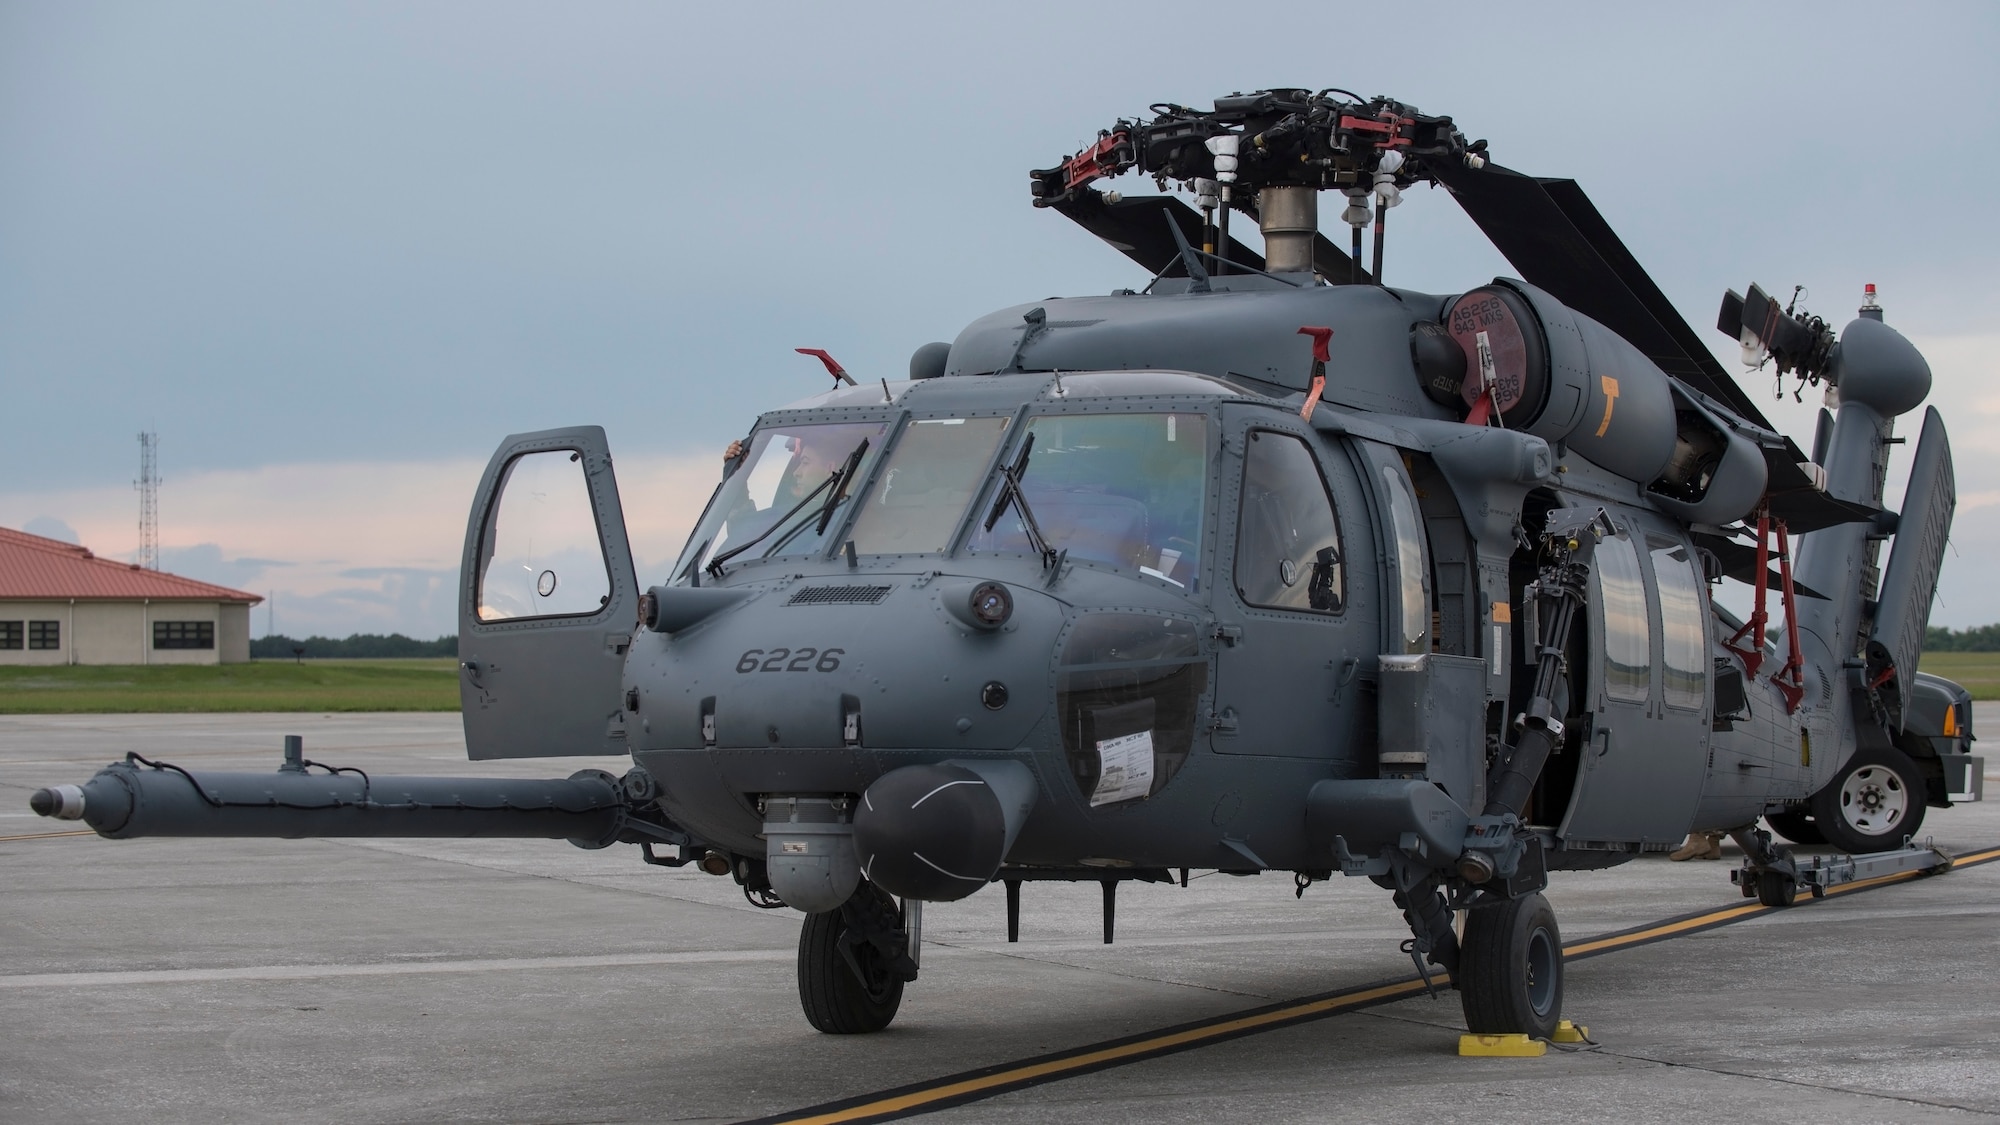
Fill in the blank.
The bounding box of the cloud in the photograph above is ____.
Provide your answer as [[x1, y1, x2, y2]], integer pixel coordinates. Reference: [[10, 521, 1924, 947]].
[[157, 542, 292, 592], [0, 451, 721, 637], [21, 516, 79, 543]]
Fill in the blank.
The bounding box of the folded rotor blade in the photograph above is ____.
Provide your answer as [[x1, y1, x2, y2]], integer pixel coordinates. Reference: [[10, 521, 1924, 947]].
[[1042, 190, 1265, 276], [1690, 533, 1829, 600], [1430, 161, 1772, 430]]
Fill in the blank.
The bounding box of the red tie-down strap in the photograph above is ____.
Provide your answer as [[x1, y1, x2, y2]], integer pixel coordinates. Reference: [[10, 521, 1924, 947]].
[[1721, 509, 1807, 713]]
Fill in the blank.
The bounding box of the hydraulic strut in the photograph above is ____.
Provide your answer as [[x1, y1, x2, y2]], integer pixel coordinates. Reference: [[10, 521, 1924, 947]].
[[1379, 861, 1460, 990], [1485, 508, 1608, 820]]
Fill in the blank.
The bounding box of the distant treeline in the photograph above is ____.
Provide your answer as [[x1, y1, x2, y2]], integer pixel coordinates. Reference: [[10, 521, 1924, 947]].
[[251, 633, 458, 659], [1926, 625, 2000, 653]]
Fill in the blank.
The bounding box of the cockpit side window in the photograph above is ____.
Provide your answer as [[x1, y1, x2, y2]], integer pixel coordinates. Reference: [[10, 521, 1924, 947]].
[[1376, 460, 1430, 652], [1233, 430, 1345, 615], [673, 420, 889, 578]]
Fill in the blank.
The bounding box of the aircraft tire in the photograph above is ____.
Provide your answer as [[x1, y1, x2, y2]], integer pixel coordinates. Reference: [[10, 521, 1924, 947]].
[[1809, 744, 1927, 855], [1458, 891, 1563, 1039], [797, 883, 905, 1034], [1755, 869, 1798, 908], [1765, 809, 1825, 846]]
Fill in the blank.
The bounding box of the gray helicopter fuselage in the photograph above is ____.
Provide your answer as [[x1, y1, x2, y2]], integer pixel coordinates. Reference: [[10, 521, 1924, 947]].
[[600, 275, 1810, 872], [628, 366, 1389, 870]]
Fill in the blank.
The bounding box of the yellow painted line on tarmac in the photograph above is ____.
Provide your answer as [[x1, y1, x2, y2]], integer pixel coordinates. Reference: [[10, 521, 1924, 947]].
[[1561, 903, 1765, 956], [766, 976, 1441, 1125], [0, 829, 97, 842], [747, 843, 2000, 1125]]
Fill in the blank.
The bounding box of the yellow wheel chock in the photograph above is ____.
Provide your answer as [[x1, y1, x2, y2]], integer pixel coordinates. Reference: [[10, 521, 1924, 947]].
[[1458, 1033, 1546, 1057]]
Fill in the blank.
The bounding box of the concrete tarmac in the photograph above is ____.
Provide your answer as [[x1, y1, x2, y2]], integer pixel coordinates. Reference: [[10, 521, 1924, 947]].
[[3, 710, 1998, 1124]]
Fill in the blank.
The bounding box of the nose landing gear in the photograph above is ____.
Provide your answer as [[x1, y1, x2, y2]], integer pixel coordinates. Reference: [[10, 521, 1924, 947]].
[[797, 881, 919, 1034], [1457, 891, 1565, 1040]]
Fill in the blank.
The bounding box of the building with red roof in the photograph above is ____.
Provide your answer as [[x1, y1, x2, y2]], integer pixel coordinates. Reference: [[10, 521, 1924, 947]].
[[0, 527, 262, 665]]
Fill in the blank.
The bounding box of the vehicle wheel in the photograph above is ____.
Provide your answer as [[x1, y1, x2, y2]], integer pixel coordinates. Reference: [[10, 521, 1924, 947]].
[[798, 882, 905, 1034], [1458, 892, 1563, 1039], [1765, 809, 1824, 846], [1810, 744, 1926, 854], [1755, 869, 1798, 908]]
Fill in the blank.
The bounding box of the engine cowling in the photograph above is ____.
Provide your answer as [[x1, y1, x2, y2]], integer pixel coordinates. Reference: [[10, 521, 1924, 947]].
[[1443, 280, 1677, 484]]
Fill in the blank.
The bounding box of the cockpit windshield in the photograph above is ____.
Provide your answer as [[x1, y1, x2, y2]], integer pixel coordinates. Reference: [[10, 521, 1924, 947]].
[[675, 410, 1211, 586], [967, 412, 1208, 588], [846, 417, 1012, 555], [677, 421, 888, 577]]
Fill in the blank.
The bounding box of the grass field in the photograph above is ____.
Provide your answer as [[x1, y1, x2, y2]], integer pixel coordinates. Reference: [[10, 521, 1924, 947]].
[[1914, 652, 2000, 701], [0, 659, 461, 713]]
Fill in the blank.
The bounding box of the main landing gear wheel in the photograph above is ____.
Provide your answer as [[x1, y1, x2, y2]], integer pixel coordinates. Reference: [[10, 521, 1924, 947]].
[[1765, 809, 1825, 846], [1458, 891, 1563, 1039], [1809, 744, 1926, 855], [798, 882, 906, 1034]]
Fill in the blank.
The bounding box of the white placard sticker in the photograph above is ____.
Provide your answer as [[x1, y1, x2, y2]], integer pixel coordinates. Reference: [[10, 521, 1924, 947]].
[[1090, 729, 1155, 806]]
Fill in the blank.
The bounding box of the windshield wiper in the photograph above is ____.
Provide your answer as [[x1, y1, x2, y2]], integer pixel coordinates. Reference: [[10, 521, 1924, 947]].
[[706, 438, 871, 576], [816, 439, 870, 535], [983, 432, 1059, 569], [762, 438, 871, 559]]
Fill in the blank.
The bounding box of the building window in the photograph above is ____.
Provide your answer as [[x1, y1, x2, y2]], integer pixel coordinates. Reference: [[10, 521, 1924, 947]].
[[28, 620, 60, 650], [154, 621, 215, 650], [0, 621, 21, 650]]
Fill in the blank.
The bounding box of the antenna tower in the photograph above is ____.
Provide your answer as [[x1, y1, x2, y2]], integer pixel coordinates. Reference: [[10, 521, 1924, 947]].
[[136, 431, 160, 570]]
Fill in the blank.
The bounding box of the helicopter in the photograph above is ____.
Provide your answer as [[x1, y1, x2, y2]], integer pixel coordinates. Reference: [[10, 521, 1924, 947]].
[[29, 86, 1981, 1043]]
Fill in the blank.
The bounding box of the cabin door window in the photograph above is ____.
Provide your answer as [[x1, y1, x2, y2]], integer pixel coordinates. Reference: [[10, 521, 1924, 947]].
[[1650, 540, 1708, 712], [477, 450, 613, 622], [1594, 529, 1652, 705]]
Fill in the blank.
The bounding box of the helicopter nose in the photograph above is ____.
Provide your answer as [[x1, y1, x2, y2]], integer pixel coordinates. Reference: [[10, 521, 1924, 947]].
[[852, 760, 1036, 901]]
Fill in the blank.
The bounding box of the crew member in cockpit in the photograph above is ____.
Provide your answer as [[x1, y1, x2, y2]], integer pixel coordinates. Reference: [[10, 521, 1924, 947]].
[[703, 430, 855, 566]]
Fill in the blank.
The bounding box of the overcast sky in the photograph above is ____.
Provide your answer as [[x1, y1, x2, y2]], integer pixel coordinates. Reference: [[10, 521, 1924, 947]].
[[3, 2, 1996, 637]]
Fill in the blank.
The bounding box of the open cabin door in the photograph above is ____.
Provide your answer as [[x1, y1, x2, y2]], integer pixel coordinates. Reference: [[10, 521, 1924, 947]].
[[459, 426, 639, 760], [1557, 516, 1708, 845]]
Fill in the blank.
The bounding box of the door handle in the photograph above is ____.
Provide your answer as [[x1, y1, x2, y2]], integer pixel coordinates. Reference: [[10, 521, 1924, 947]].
[[1596, 728, 1612, 758]]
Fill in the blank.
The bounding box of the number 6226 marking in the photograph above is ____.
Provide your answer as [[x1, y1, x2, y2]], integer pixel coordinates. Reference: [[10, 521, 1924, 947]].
[[736, 647, 843, 673]]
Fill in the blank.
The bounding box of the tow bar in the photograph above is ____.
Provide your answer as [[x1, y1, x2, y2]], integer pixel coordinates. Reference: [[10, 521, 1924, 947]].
[[1733, 838, 1954, 902]]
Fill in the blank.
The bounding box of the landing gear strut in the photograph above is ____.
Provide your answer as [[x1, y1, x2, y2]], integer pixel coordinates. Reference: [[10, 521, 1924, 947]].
[[797, 881, 918, 1034], [1441, 509, 1601, 1037], [1458, 892, 1564, 1038]]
